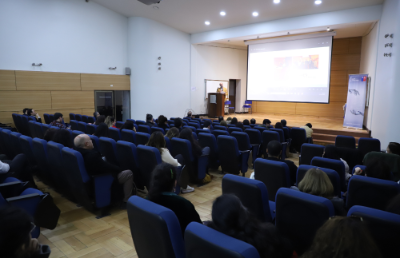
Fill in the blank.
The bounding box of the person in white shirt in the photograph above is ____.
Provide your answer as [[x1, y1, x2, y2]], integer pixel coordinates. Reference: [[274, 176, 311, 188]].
[[203, 120, 211, 131], [146, 131, 194, 193], [0, 154, 35, 186], [300, 123, 313, 138]]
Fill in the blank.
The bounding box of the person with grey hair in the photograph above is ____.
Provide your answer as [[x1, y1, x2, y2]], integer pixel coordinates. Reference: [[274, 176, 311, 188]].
[[74, 134, 134, 208]]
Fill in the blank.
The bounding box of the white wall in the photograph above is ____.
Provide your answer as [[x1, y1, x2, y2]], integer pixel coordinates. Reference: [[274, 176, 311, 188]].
[[190, 44, 247, 114], [128, 17, 191, 120], [0, 0, 128, 74], [359, 22, 379, 129], [369, 0, 400, 147]]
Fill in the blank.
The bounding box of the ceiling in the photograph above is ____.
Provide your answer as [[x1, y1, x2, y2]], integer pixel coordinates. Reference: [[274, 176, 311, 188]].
[[92, 0, 383, 34]]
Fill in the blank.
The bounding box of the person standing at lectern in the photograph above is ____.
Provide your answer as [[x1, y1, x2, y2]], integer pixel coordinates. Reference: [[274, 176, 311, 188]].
[[216, 83, 227, 94]]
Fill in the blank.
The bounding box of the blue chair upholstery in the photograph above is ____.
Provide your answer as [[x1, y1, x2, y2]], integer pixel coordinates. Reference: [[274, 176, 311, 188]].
[[20, 115, 31, 137], [127, 119, 135, 124], [227, 127, 242, 134], [62, 148, 114, 212], [116, 121, 124, 129], [231, 131, 257, 166], [87, 116, 95, 124], [296, 165, 341, 197], [358, 138, 381, 158], [335, 135, 356, 149], [253, 126, 266, 135], [261, 131, 280, 158], [0, 129, 13, 159], [127, 196, 185, 258], [81, 115, 89, 123], [198, 133, 219, 169], [32, 138, 52, 185], [188, 122, 200, 129], [348, 205, 400, 258], [242, 100, 252, 114], [270, 128, 285, 142], [164, 136, 172, 152], [70, 120, 79, 131], [86, 124, 97, 135], [77, 122, 87, 134], [291, 127, 309, 152], [19, 136, 36, 167], [69, 113, 76, 121], [33, 122, 44, 139], [75, 114, 82, 121], [88, 135, 100, 152], [183, 125, 197, 133], [136, 120, 146, 125], [212, 129, 229, 139], [217, 136, 249, 176], [254, 158, 291, 201], [185, 222, 260, 258], [151, 127, 165, 134], [245, 129, 262, 159], [43, 113, 51, 124], [28, 121, 36, 138], [214, 125, 227, 131], [138, 125, 151, 134], [300, 144, 325, 165], [10, 132, 23, 157], [346, 176, 400, 210], [196, 129, 210, 135], [108, 127, 121, 142], [137, 145, 162, 189], [49, 114, 54, 124], [71, 130, 85, 141], [41, 123, 50, 136], [136, 132, 150, 146], [121, 129, 136, 144], [117, 141, 143, 190], [311, 157, 346, 191], [222, 174, 274, 222], [99, 137, 119, 166], [275, 188, 334, 254]]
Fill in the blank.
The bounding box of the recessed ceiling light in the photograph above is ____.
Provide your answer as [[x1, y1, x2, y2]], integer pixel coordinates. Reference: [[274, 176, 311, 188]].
[[274, 0, 281, 3], [220, 11, 226, 16], [327, 27, 331, 31], [205, 21, 210, 25], [252, 12, 259, 17], [315, 0, 322, 4]]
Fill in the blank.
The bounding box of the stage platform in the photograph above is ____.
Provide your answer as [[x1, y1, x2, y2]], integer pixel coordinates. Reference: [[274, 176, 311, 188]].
[[206, 113, 370, 145]]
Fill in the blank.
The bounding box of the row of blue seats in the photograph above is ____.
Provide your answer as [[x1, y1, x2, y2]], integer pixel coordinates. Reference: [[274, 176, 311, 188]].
[[68, 113, 95, 124]]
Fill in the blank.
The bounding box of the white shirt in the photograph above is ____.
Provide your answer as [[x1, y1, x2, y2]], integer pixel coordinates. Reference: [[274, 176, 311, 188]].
[[161, 148, 181, 166], [300, 126, 313, 138], [0, 160, 10, 174]]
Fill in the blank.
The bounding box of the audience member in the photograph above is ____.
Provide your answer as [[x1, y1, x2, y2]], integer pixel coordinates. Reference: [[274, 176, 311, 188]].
[[203, 120, 211, 131], [187, 111, 192, 118], [251, 141, 297, 185], [94, 115, 106, 125], [280, 120, 290, 140], [105, 116, 116, 128], [147, 163, 201, 234], [52, 129, 74, 148], [281, 119, 287, 127], [120, 120, 136, 132], [93, 123, 109, 138], [174, 118, 183, 131], [301, 217, 382, 258], [220, 120, 228, 127], [209, 194, 293, 258], [43, 128, 57, 142], [165, 127, 179, 139], [387, 142, 400, 156], [301, 123, 313, 138], [323, 145, 351, 181], [145, 114, 155, 127], [262, 119, 271, 128], [50, 113, 69, 129], [386, 194, 400, 215], [0, 154, 35, 186], [93, 112, 100, 120], [243, 119, 250, 126], [231, 117, 238, 125], [298, 168, 346, 215], [236, 122, 244, 130], [26, 109, 42, 123], [0, 207, 51, 258], [250, 118, 256, 125], [157, 115, 169, 130], [74, 134, 133, 206], [275, 122, 283, 129], [226, 117, 232, 124], [218, 116, 224, 122], [23, 108, 28, 116], [353, 158, 392, 180]]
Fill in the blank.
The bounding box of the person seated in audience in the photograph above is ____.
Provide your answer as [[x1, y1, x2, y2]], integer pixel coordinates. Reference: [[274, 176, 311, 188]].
[[120, 120, 136, 132], [0, 206, 51, 258], [202, 120, 211, 131], [0, 154, 35, 186], [157, 115, 169, 130], [50, 113, 69, 129], [218, 116, 224, 122], [243, 119, 250, 126], [23, 108, 28, 116], [236, 122, 244, 130], [298, 168, 346, 215], [250, 141, 297, 185], [250, 118, 256, 125], [74, 134, 134, 206], [105, 116, 116, 128], [275, 122, 283, 130], [147, 131, 194, 193], [386, 194, 400, 215], [52, 129, 74, 148], [147, 163, 201, 234], [281, 119, 287, 127], [226, 117, 232, 124], [187, 111, 192, 118], [43, 128, 57, 142], [353, 159, 392, 180], [280, 119, 290, 140], [93, 123, 109, 138], [230, 117, 238, 125], [387, 142, 400, 156], [145, 114, 155, 127], [209, 194, 293, 258], [174, 118, 183, 131], [323, 145, 352, 181], [94, 115, 106, 125], [166, 127, 179, 139], [301, 216, 382, 258], [26, 109, 42, 123], [261, 119, 271, 128], [93, 111, 100, 120], [300, 123, 313, 138], [220, 120, 228, 127]]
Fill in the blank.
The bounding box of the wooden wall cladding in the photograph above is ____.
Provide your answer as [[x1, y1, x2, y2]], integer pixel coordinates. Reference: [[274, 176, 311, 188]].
[[15, 71, 81, 91], [0, 91, 52, 112], [0, 70, 16, 91], [81, 74, 130, 90], [51, 91, 94, 110], [254, 37, 362, 118]]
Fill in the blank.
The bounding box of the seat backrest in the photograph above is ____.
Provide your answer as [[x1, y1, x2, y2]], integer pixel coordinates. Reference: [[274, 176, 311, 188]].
[[358, 138, 381, 158], [185, 222, 260, 258], [87, 116, 95, 124], [151, 127, 165, 134], [34, 122, 44, 139], [231, 132, 251, 151], [116, 121, 124, 129], [346, 176, 400, 210], [136, 145, 162, 189], [47, 141, 69, 196], [164, 136, 172, 152], [42, 123, 50, 136], [32, 138, 51, 183], [300, 144, 325, 165], [136, 120, 146, 125], [217, 136, 241, 175], [254, 158, 291, 201], [0, 129, 13, 158], [28, 121, 36, 138], [347, 205, 400, 258], [311, 157, 346, 191], [77, 122, 87, 134], [253, 126, 266, 135], [88, 135, 100, 152], [275, 188, 334, 254], [245, 129, 262, 145], [116, 141, 139, 175], [244, 100, 252, 105], [290, 128, 307, 152], [108, 127, 121, 142], [212, 129, 229, 139], [138, 125, 151, 134], [99, 137, 119, 166], [20, 115, 31, 136], [121, 129, 136, 144], [75, 114, 82, 121], [196, 129, 210, 135], [10, 132, 23, 157], [70, 120, 79, 131], [136, 132, 150, 146], [261, 131, 280, 157], [171, 138, 194, 164], [183, 125, 197, 133], [86, 124, 97, 135], [335, 135, 356, 149], [270, 128, 284, 142], [127, 196, 185, 258], [43, 113, 50, 124], [188, 122, 200, 129], [69, 113, 76, 121], [296, 165, 341, 197], [222, 174, 273, 222], [227, 127, 243, 134], [198, 133, 218, 157], [19, 135, 36, 166], [71, 130, 85, 141], [81, 115, 89, 123], [214, 125, 227, 131]]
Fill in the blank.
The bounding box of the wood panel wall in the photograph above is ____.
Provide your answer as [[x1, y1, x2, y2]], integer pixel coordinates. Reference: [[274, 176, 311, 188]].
[[253, 37, 362, 118], [0, 71, 130, 126]]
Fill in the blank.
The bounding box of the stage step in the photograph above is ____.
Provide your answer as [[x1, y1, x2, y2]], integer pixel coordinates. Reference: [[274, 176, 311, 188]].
[[312, 128, 370, 138]]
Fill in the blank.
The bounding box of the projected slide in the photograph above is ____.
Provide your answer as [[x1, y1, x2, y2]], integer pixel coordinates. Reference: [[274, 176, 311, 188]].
[[247, 36, 333, 103]]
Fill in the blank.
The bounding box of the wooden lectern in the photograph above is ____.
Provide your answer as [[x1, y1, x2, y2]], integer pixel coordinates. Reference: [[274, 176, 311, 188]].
[[208, 93, 225, 118]]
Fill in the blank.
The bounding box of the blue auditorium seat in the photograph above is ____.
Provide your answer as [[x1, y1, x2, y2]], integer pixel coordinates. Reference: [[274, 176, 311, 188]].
[[291, 127, 311, 152], [43, 113, 51, 124], [70, 120, 79, 131], [335, 135, 356, 149], [81, 115, 89, 123], [212, 129, 229, 139], [213, 125, 227, 131], [183, 125, 197, 133], [198, 133, 219, 169], [19, 136, 37, 167], [300, 144, 325, 165], [108, 127, 121, 142], [88, 135, 100, 152], [32, 138, 52, 184], [121, 129, 136, 144], [86, 124, 97, 135], [136, 145, 162, 190], [116, 141, 143, 190], [261, 130, 280, 158], [138, 125, 151, 134], [231, 131, 254, 163], [358, 138, 381, 157], [10, 132, 23, 157], [77, 121, 87, 134], [75, 114, 82, 121], [136, 132, 150, 146], [99, 137, 119, 166], [217, 136, 249, 176], [116, 121, 124, 129], [151, 127, 165, 134], [69, 113, 76, 121], [227, 127, 242, 134]]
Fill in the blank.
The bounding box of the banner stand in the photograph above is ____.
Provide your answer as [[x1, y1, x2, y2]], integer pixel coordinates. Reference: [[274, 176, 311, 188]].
[[343, 74, 368, 129]]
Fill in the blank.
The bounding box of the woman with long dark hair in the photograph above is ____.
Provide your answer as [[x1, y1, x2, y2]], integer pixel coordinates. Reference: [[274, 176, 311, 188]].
[[209, 194, 293, 258], [147, 163, 201, 233], [93, 123, 109, 138], [120, 120, 136, 132], [94, 115, 106, 125], [157, 115, 169, 131]]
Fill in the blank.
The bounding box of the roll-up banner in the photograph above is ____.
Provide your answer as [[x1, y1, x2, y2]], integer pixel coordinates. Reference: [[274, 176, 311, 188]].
[[343, 74, 368, 129]]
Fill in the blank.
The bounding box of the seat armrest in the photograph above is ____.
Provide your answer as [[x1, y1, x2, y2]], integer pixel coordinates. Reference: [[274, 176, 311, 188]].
[[0, 181, 28, 198], [240, 151, 250, 176], [197, 155, 209, 180], [281, 143, 287, 161], [7, 193, 41, 202], [92, 174, 114, 208]]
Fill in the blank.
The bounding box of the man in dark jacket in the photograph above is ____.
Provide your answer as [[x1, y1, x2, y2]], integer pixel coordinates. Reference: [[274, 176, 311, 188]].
[[74, 134, 133, 203], [145, 114, 155, 128]]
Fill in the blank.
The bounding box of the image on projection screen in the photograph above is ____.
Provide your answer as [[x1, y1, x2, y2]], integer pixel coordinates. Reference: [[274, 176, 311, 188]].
[[247, 36, 333, 103]]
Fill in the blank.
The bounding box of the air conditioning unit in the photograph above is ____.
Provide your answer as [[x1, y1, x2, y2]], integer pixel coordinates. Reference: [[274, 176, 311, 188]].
[[137, 0, 162, 5]]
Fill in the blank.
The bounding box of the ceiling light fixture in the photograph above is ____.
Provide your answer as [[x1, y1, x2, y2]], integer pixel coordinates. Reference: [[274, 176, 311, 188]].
[[315, 0, 322, 4], [205, 21, 210, 25], [220, 11, 226, 16], [274, 0, 281, 3], [252, 12, 259, 17], [327, 27, 331, 31]]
